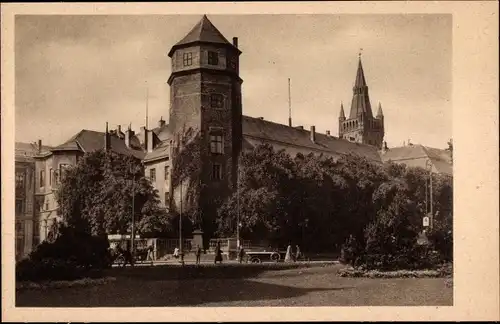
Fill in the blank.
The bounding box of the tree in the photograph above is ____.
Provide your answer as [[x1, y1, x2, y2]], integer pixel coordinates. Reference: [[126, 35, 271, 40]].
[[56, 150, 173, 237]]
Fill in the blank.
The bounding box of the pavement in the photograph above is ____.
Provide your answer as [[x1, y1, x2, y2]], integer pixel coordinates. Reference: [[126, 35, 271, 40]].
[[113, 257, 340, 267]]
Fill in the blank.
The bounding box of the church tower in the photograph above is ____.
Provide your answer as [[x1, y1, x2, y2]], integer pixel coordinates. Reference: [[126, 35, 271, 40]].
[[338, 56, 385, 148], [167, 15, 243, 232]]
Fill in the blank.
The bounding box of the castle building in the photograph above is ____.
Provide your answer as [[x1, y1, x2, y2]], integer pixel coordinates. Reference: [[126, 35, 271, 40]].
[[14, 15, 452, 256]]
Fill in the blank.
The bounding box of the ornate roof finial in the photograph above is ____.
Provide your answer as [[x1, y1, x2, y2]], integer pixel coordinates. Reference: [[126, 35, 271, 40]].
[[359, 48, 363, 59]]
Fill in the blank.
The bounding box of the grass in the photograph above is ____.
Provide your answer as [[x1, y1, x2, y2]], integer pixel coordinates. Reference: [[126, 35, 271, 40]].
[[16, 263, 453, 307]]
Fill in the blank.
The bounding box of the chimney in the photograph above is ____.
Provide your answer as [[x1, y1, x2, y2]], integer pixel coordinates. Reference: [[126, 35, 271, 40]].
[[37, 139, 42, 153], [147, 130, 154, 153], [310, 126, 316, 142], [326, 130, 331, 136], [233, 37, 238, 48], [383, 141, 388, 151], [139, 126, 147, 148], [158, 117, 166, 128], [125, 126, 134, 148], [258, 117, 264, 120]]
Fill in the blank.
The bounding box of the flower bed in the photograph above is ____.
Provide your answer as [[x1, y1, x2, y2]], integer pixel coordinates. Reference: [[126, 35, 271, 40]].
[[338, 263, 453, 279], [16, 277, 117, 291]]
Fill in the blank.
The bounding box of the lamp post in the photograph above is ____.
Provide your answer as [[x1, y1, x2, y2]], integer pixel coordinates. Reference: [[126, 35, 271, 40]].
[[425, 159, 433, 230], [236, 156, 241, 249], [130, 168, 136, 261], [179, 178, 184, 265]]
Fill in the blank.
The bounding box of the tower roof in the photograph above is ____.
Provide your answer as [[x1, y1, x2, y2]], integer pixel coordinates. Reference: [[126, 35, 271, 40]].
[[349, 56, 373, 119], [376, 102, 384, 117], [354, 57, 367, 88], [168, 15, 239, 57], [339, 102, 345, 118]]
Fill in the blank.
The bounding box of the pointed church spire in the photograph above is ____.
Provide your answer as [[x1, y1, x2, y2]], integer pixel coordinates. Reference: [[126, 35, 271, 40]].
[[339, 101, 345, 119], [349, 53, 373, 119], [354, 55, 367, 89], [376, 102, 384, 117]]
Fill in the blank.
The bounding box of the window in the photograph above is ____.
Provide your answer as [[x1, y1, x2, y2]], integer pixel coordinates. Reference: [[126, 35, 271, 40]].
[[150, 168, 156, 182], [15, 170, 25, 195], [33, 221, 40, 248], [208, 51, 219, 65], [212, 163, 222, 180], [164, 192, 169, 205], [183, 52, 193, 66], [164, 166, 170, 181], [15, 199, 24, 215], [210, 94, 224, 108], [49, 168, 53, 185], [45, 201, 49, 211], [39, 170, 45, 188], [210, 134, 224, 154]]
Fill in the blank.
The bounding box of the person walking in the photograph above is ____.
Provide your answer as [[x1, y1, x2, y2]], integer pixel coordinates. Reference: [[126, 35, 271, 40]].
[[284, 244, 292, 263], [238, 246, 246, 264], [146, 243, 154, 265], [195, 245, 202, 265], [173, 247, 180, 259], [295, 245, 301, 262], [214, 242, 223, 264]]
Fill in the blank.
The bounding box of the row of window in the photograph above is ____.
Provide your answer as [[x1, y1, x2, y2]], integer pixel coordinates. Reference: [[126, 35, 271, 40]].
[[149, 165, 170, 182], [39, 164, 70, 188], [148, 162, 223, 184], [182, 51, 219, 67]]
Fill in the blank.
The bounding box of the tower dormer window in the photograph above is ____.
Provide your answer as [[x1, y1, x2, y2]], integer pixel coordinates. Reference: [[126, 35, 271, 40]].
[[183, 52, 193, 66], [208, 51, 219, 65], [210, 94, 224, 108]]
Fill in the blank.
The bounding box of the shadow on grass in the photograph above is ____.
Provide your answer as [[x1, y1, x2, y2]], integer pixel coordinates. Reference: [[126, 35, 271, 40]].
[[104, 263, 311, 281], [16, 276, 353, 307]]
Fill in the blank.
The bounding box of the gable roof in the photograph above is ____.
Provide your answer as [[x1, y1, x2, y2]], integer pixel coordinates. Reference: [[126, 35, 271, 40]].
[[242, 116, 382, 162], [168, 15, 238, 57], [380, 144, 452, 175], [52, 130, 146, 159], [143, 141, 171, 163]]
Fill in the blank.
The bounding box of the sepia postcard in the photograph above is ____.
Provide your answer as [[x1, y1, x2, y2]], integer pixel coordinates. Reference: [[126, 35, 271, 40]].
[[1, 2, 498, 322]]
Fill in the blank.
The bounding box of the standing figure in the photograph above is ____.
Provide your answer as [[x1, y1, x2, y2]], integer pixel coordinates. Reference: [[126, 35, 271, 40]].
[[214, 242, 223, 264], [238, 246, 245, 264], [123, 242, 134, 267], [195, 245, 202, 265], [284, 244, 293, 263], [173, 247, 180, 259], [295, 245, 301, 262], [146, 244, 154, 265]]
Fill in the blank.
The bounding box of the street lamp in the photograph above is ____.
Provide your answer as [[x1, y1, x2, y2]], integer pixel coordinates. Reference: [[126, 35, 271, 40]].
[[236, 155, 241, 249], [425, 159, 433, 230], [179, 178, 184, 266]]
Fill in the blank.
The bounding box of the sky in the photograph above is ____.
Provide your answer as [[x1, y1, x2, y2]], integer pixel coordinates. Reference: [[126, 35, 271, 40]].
[[15, 14, 452, 148]]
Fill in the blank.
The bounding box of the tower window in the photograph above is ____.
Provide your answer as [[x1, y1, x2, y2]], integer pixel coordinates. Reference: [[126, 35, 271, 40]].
[[39, 170, 45, 188], [183, 52, 193, 66], [208, 51, 219, 65], [150, 168, 156, 182], [164, 192, 169, 205], [210, 94, 224, 108], [210, 134, 224, 154], [164, 165, 170, 181], [212, 163, 223, 180]]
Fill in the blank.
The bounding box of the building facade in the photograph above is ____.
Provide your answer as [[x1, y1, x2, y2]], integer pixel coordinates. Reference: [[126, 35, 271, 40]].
[[16, 15, 452, 255]]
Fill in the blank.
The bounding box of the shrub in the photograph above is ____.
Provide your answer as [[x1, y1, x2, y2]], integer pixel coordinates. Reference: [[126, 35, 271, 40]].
[[16, 225, 112, 282]]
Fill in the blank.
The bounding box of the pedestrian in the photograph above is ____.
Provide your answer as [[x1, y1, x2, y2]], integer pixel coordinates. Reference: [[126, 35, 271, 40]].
[[195, 245, 202, 265], [146, 244, 154, 265], [295, 245, 301, 262], [123, 242, 134, 267], [173, 247, 179, 259], [238, 246, 245, 264], [284, 244, 292, 262], [214, 242, 223, 264]]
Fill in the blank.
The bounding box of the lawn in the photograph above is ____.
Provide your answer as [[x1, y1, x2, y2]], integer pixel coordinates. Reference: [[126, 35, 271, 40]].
[[16, 264, 452, 307]]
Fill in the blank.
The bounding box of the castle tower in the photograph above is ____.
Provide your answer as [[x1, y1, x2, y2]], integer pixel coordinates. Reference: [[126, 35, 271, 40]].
[[167, 15, 243, 234], [338, 56, 385, 148]]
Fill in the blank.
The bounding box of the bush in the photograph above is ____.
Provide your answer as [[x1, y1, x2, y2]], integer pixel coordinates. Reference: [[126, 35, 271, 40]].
[[16, 225, 112, 282]]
